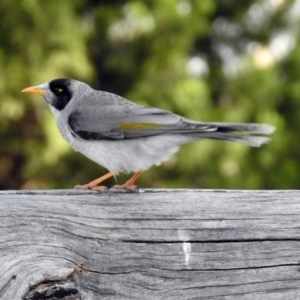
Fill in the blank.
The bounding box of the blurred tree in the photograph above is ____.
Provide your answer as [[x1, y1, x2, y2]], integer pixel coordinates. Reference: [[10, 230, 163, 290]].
[[0, 0, 298, 190], [0, 0, 93, 189]]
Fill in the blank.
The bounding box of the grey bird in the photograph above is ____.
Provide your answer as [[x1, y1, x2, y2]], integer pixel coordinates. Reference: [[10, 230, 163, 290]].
[[22, 78, 275, 191]]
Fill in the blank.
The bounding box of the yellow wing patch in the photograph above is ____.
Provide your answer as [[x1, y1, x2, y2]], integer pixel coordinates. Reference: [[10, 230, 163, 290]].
[[119, 123, 163, 130]]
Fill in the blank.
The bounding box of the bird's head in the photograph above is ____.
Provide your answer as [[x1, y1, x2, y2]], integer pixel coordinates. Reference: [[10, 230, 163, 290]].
[[22, 78, 84, 111]]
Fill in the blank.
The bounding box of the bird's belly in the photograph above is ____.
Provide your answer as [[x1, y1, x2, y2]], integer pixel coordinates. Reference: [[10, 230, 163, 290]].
[[71, 136, 185, 174]]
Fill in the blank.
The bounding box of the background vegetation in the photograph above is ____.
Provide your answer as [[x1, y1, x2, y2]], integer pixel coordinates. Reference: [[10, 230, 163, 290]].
[[0, 0, 298, 190]]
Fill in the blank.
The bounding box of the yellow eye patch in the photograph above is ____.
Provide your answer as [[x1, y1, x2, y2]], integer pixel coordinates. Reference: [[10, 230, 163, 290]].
[[58, 88, 64, 93]]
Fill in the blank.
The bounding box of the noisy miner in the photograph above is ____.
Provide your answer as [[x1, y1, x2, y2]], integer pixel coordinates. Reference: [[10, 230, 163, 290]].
[[22, 78, 275, 192]]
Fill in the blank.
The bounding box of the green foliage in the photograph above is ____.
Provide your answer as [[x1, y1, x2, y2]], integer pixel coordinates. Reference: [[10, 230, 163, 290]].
[[0, 0, 298, 189], [0, 0, 93, 189]]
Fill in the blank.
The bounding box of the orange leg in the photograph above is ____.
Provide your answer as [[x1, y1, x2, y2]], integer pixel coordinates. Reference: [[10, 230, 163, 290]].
[[112, 171, 142, 192], [75, 171, 114, 192]]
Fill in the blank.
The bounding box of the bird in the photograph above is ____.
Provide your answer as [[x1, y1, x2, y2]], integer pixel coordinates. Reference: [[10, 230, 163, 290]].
[[22, 78, 275, 192]]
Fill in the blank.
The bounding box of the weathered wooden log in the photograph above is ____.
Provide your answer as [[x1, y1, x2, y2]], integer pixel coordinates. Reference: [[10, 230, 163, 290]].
[[0, 189, 300, 299]]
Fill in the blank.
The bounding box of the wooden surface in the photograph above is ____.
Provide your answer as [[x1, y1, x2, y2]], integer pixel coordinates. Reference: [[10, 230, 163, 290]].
[[0, 189, 300, 300]]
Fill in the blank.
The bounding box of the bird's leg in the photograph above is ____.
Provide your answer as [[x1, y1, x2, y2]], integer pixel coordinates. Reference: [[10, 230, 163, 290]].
[[112, 171, 142, 192], [75, 171, 114, 192]]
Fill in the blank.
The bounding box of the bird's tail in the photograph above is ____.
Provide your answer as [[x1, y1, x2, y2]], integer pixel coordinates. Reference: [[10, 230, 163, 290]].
[[194, 122, 275, 147]]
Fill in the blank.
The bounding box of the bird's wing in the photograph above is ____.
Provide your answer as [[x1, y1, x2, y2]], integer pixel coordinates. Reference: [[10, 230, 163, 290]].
[[68, 93, 217, 140]]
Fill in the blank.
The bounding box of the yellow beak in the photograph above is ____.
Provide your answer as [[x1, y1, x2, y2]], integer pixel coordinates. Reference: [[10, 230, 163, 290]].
[[21, 86, 45, 96]]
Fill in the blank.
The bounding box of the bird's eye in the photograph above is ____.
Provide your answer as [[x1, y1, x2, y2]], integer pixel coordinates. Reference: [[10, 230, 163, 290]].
[[53, 88, 64, 95]]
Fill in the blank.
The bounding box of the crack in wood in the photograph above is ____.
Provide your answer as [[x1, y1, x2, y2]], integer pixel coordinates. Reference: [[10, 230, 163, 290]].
[[120, 238, 300, 243], [23, 281, 80, 300], [23, 263, 90, 300]]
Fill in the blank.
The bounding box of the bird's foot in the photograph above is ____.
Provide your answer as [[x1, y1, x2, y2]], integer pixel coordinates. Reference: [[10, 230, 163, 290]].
[[111, 184, 139, 193], [110, 171, 142, 192], [74, 184, 109, 193], [74, 172, 114, 192]]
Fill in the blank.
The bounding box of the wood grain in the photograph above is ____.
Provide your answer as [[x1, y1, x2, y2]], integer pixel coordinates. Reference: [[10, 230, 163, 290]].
[[0, 189, 300, 299]]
